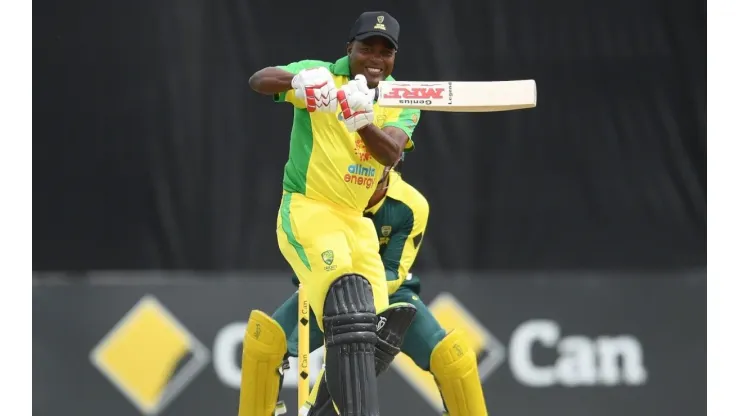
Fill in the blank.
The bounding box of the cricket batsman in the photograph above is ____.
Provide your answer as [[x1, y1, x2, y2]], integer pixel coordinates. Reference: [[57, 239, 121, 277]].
[[239, 11, 420, 416], [268, 160, 490, 415]]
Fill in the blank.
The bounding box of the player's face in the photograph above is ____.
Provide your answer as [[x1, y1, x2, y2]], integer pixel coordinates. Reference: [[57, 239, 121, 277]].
[[347, 37, 396, 88]]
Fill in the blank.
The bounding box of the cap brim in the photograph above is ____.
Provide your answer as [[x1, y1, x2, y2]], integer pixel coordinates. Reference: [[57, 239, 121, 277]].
[[354, 31, 398, 49]]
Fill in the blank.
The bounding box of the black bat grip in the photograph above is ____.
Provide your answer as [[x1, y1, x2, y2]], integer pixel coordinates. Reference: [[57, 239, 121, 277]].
[[373, 88, 379, 102]]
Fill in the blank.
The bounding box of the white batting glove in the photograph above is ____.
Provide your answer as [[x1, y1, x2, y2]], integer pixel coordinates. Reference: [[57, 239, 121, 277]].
[[291, 67, 337, 113], [337, 74, 375, 132]]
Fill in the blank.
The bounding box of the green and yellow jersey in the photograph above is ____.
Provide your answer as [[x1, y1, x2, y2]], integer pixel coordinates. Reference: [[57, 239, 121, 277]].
[[290, 170, 429, 293], [364, 170, 429, 294], [274, 56, 421, 213]]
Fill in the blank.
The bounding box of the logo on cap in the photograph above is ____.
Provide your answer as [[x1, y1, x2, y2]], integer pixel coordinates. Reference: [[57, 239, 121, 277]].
[[374, 15, 386, 31]]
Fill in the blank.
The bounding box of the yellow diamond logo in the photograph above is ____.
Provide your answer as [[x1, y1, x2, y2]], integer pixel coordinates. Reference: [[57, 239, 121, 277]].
[[393, 292, 506, 411], [89, 295, 210, 415]]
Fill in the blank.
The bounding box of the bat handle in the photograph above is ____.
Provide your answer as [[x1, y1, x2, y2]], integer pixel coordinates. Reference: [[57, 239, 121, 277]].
[[372, 88, 379, 102]]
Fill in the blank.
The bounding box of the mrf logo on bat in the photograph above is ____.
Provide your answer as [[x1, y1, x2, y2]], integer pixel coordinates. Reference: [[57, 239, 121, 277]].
[[381, 83, 446, 106]]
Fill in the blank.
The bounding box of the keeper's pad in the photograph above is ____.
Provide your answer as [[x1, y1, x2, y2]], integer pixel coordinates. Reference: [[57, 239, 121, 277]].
[[238, 310, 288, 416], [430, 329, 489, 416], [306, 302, 418, 416], [373, 302, 417, 374], [322, 273, 380, 415]]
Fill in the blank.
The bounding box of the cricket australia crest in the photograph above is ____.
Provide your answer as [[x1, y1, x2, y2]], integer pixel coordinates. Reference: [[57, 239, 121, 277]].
[[321, 250, 334, 265], [321, 250, 337, 271]]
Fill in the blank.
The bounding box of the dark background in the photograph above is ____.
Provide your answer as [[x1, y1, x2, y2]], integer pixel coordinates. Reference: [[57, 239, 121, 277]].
[[33, 0, 706, 272]]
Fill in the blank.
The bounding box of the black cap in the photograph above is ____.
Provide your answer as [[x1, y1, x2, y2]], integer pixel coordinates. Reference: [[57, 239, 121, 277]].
[[348, 11, 400, 50]]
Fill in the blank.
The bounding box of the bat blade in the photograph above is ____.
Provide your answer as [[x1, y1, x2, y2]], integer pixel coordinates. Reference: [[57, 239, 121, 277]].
[[374, 80, 537, 112]]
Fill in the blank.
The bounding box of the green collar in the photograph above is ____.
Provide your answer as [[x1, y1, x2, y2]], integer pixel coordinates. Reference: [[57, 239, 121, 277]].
[[332, 56, 351, 76]]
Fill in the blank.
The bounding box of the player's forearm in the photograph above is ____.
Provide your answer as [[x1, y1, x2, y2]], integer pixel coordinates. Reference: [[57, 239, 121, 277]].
[[248, 67, 295, 95], [357, 125, 403, 166]]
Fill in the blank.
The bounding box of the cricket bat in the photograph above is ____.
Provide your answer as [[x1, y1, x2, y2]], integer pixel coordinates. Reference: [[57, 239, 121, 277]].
[[372, 80, 537, 112]]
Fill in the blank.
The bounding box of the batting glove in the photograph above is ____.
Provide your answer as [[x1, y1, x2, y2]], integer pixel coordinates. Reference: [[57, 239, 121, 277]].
[[291, 67, 337, 113], [337, 74, 375, 132]]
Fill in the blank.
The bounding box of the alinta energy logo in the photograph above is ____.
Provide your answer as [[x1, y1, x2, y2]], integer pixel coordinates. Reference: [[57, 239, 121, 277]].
[[344, 163, 377, 189], [90, 295, 210, 415]]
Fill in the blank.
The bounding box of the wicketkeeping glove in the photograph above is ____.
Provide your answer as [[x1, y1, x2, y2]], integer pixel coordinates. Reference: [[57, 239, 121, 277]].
[[337, 74, 375, 132], [291, 67, 337, 113]]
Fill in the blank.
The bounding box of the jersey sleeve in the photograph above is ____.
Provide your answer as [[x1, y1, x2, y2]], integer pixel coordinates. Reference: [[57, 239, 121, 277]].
[[381, 107, 421, 151], [273, 59, 333, 108], [381, 195, 430, 283]]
